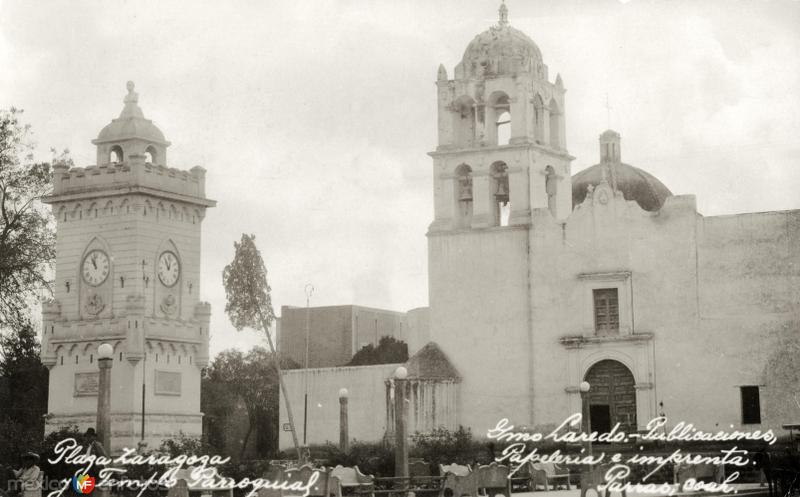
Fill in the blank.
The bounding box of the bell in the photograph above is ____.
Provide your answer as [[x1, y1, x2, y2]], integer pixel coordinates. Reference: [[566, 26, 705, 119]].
[[458, 177, 473, 201], [494, 181, 508, 205]]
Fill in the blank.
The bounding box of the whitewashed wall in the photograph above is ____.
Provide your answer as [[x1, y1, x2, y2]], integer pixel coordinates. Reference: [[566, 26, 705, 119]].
[[278, 364, 400, 450]]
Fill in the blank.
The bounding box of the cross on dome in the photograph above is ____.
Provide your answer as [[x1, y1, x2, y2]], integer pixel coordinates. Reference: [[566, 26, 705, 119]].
[[498, 1, 509, 26]]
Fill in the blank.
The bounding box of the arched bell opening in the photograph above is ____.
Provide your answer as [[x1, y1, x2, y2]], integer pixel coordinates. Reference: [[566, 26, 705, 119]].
[[144, 145, 158, 165], [490, 161, 510, 226], [453, 164, 473, 228], [487, 91, 511, 146], [109, 145, 123, 164]]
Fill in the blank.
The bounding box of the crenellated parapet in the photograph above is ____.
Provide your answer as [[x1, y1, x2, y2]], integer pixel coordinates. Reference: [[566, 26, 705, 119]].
[[47, 159, 213, 207]]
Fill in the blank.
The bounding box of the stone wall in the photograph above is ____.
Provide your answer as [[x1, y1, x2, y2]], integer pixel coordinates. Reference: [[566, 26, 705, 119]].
[[278, 364, 399, 450]]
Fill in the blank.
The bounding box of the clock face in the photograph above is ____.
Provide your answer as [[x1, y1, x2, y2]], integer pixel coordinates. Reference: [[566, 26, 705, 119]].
[[82, 250, 110, 286], [157, 251, 180, 287]]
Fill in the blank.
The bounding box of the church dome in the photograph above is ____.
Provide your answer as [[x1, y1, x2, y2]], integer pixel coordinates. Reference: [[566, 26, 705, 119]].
[[93, 81, 169, 145], [572, 130, 673, 212], [460, 3, 545, 79]]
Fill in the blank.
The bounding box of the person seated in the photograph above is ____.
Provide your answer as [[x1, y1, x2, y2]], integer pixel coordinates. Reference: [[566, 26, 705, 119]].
[[12, 452, 42, 497]]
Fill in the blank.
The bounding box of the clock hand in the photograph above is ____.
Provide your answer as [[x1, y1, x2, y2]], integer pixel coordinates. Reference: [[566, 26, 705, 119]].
[[92, 255, 97, 270]]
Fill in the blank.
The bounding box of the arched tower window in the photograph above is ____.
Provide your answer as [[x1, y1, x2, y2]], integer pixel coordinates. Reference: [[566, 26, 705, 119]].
[[489, 92, 511, 146], [549, 99, 561, 149], [109, 145, 123, 164], [452, 96, 476, 147], [545, 165, 558, 215], [454, 164, 473, 228], [490, 162, 510, 226], [496, 111, 511, 146], [145, 145, 157, 165], [533, 95, 545, 144]]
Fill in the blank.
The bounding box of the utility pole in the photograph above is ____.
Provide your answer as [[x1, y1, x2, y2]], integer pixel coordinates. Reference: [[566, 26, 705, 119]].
[[302, 283, 314, 448]]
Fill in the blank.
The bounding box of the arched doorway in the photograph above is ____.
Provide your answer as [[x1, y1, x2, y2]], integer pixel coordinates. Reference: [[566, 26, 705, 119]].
[[584, 359, 637, 435]]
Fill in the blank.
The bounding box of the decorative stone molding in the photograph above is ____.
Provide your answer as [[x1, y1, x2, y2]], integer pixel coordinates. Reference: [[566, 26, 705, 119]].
[[559, 332, 653, 349], [84, 293, 106, 316]]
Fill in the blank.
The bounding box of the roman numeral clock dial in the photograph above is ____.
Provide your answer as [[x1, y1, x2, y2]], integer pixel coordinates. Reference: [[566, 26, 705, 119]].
[[81, 250, 110, 286], [157, 251, 180, 287]]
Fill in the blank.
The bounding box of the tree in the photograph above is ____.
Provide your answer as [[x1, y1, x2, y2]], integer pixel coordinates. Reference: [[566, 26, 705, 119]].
[[0, 322, 49, 424], [222, 234, 302, 459], [201, 371, 238, 454], [347, 335, 409, 366], [204, 347, 299, 459], [0, 322, 49, 466], [0, 108, 57, 330]]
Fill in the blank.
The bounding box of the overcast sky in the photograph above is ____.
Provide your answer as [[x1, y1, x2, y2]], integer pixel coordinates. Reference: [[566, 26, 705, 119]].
[[2, 0, 799, 356]]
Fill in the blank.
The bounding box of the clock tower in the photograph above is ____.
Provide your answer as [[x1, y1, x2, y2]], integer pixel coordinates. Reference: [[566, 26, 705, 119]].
[[40, 82, 216, 451]]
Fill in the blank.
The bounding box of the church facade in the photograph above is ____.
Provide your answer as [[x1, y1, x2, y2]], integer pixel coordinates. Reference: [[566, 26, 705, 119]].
[[279, 5, 800, 449], [40, 83, 215, 451], [427, 4, 799, 436]]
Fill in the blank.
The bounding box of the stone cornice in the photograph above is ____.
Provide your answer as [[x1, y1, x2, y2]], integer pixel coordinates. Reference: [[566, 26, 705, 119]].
[[48, 335, 128, 345], [559, 332, 654, 349], [43, 184, 216, 207], [427, 223, 530, 237], [429, 142, 575, 160], [577, 271, 632, 281]]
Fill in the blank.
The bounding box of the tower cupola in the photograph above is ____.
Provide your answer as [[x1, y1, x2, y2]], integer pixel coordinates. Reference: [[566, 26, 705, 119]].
[[92, 81, 170, 166], [599, 129, 621, 163], [572, 130, 672, 212]]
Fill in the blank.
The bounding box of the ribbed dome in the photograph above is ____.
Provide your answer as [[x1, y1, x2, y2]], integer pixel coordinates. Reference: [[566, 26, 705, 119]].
[[572, 162, 673, 212], [93, 81, 169, 145], [460, 3, 545, 79], [96, 117, 167, 145]]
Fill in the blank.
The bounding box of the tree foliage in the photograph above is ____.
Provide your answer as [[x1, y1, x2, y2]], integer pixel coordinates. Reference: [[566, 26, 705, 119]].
[[204, 347, 299, 459], [222, 234, 274, 332], [0, 108, 57, 330], [222, 233, 302, 459], [0, 322, 49, 461], [346, 336, 409, 366]]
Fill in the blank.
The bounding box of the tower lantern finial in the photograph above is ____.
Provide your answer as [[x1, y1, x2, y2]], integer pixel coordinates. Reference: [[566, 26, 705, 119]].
[[499, 0, 509, 26]]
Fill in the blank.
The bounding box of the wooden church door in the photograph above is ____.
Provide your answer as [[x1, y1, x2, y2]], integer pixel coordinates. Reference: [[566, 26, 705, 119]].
[[585, 359, 637, 435]]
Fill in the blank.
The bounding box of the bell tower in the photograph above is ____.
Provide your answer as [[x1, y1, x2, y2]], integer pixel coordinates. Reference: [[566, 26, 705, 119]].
[[426, 4, 574, 431], [40, 82, 216, 451], [429, 2, 573, 232]]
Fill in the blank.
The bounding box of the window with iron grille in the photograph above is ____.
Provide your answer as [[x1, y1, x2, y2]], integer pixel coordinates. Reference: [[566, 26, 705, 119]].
[[593, 288, 619, 335], [741, 386, 761, 424]]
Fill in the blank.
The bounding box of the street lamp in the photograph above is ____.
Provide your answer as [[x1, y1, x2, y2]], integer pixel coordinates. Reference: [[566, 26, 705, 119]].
[[96, 343, 114, 454], [339, 388, 349, 453], [394, 366, 408, 480], [579, 381, 593, 497]]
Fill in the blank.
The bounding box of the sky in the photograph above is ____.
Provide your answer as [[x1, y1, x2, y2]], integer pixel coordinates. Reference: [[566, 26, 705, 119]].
[[1, 0, 799, 356]]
